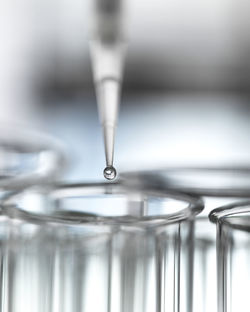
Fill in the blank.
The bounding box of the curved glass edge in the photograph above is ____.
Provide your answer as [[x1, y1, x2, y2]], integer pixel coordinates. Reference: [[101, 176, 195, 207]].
[[0, 129, 66, 192], [209, 200, 250, 231], [0, 182, 204, 226], [120, 167, 250, 197]]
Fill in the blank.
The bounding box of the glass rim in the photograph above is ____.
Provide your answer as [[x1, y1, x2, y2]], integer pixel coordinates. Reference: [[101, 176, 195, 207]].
[[0, 128, 66, 191], [1, 182, 204, 226], [209, 200, 250, 231], [120, 166, 250, 197]]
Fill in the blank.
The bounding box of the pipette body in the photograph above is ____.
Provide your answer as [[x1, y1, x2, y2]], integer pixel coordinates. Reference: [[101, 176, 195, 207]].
[[89, 0, 125, 180]]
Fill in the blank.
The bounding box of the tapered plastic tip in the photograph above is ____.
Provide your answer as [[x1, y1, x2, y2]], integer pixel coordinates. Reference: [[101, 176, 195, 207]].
[[103, 166, 117, 180], [103, 124, 115, 168]]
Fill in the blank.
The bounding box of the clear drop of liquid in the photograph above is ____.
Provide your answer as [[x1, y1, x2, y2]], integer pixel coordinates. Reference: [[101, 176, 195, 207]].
[[103, 166, 117, 180]]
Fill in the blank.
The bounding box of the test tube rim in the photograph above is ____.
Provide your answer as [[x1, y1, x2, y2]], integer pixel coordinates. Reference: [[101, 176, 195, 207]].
[[0, 127, 66, 192], [209, 200, 250, 232], [1, 182, 204, 227]]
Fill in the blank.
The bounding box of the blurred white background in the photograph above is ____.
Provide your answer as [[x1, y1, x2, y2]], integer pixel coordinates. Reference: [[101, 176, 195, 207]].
[[1, 0, 250, 181]]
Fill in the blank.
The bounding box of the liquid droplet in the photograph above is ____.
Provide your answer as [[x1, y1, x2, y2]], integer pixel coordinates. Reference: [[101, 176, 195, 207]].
[[103, 166, 117, 180]]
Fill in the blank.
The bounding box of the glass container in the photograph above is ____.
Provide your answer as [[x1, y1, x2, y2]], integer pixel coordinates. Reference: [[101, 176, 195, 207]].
[[120, 167, 250, 312], [0, 183, 203, 312], [0, 128, 65, 196], [209, 201, 250, 312]]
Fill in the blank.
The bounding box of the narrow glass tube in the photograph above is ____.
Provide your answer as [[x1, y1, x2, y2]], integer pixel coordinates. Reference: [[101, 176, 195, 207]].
[[210, 201, 250, 312]]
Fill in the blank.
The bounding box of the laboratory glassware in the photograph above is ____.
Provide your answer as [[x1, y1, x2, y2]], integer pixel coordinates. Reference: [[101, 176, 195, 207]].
[[0, 183, 203, 312], [209, 201, 250, 312], [121, 167, 250, 312], [0, 127, 65, 195]]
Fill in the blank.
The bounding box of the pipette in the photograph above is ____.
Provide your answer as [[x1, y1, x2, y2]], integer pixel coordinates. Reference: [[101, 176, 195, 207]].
[[89, 0, 125, 180]]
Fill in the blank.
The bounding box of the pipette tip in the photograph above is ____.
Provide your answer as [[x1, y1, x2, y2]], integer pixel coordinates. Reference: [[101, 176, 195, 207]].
[[103, 166, 117, 180]]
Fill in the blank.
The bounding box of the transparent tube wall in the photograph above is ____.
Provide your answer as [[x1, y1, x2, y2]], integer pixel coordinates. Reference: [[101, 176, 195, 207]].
[[210, 202, 250, 312], [121, 168, 250, 312], [0, 185, 203, 312]]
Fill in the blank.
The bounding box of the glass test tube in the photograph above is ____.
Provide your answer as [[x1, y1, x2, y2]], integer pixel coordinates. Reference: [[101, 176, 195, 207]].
[[0, 128, 65, 312], [210, 201, 250, 312], [121, 167, 250, 312], [0, 183, 203, 312]]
